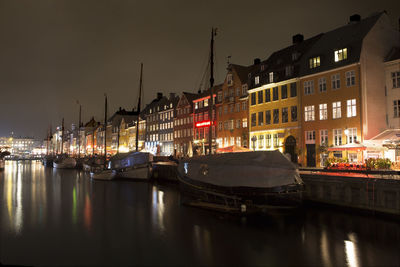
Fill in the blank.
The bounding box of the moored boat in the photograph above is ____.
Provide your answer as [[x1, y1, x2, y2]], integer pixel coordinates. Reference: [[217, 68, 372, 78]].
[[111, 151, 153, 180], [42, 155, 54, 167], [90, 166, 116, 180], [53, 156, 77, 169], [177, 150, 304, 214]]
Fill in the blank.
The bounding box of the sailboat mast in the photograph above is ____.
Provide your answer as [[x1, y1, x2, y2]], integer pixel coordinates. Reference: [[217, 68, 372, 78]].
[[208, 28, 216, 155], [78, 104, 81, 159], [61, 118, 64, 155], [136, 63, 143, 152], [104, 95, 108, 161]]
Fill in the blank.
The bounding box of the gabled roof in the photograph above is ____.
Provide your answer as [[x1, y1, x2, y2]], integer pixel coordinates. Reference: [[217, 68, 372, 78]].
[[229, 64, 252, 84], [248, 33, 322, 88], [194, 84, 223, 100], [108, 108, 138, 127], [299, 12, 383, 76], [84, 117, 97, 128]]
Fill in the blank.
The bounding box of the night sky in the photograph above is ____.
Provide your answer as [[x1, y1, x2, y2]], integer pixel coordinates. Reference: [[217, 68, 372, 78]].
[[0, 0, 399, 139]]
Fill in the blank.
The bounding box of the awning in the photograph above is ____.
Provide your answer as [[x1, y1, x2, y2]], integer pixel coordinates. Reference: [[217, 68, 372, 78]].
[[371, 129, 400, 142], [327, 143, 366, 152]]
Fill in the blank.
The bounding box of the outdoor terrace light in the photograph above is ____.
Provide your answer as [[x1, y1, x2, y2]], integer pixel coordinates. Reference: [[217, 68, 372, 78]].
[[344, 129, 349, 136]]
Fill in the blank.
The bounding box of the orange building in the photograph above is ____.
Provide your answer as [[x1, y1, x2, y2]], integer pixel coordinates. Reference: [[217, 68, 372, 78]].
[[299, 12, 399, 167], [216, 64, 251, 149]]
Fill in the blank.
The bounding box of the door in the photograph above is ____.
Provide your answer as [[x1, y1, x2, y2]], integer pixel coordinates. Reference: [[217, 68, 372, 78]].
[[284, 135, 297, 163], [306, 144, 316, 167]]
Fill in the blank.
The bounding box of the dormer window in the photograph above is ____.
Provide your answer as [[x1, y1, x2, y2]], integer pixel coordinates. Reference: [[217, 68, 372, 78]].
[[255, 76, 260, 85], [309, 56, 320, 69], [170, 103, 173, 108], [227, 74, 233, 86], [269, 72, 274, 83], [334, 48, 347, 62]]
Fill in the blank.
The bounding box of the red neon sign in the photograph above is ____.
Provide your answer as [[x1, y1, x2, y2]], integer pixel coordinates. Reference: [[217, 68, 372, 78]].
[[195, 120, 212, 128]]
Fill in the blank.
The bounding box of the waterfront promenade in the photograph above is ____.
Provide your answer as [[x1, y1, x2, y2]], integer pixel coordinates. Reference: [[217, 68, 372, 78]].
[[0, 160, 399, 266]]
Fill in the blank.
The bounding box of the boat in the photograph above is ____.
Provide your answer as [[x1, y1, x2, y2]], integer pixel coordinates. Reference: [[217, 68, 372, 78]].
[[151, 156, 179, 182], [90, 95, 115, 181], [42, 155, 54, 167], [53, 155, 77, 169], [0, 150, 10, 170], [177, 150, 304, 213], [111, 151, 153, 180], [90, 165, 116, 180], [82, 156, 105, 172], [53, 118, 77, 169]]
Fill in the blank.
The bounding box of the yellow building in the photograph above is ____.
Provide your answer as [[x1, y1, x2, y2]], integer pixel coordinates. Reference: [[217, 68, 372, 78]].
[[247, 34, 321, 163]]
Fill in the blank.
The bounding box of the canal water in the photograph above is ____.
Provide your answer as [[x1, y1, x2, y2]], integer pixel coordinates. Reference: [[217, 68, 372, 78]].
[[0, 161, 399, 266]]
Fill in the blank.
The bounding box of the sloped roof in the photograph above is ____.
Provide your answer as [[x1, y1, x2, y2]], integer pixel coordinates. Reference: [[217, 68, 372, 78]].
[[248, 33, 323, 88], [108, 109, 138, 127], [299, 12, 383, 76], [230, 64, 252, 84]]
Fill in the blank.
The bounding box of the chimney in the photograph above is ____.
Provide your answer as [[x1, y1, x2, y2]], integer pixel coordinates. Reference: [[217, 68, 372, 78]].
[[292, 34, 304, 45], [169, 93, 176, 100], [157, 92, 163, 100], [349, 14, 361, 23], [253, 58, 261, 65]]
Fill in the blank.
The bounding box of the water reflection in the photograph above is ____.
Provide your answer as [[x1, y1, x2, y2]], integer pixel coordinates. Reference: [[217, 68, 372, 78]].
[[0, 161, 399, 266], [345, 233, 360, 267]]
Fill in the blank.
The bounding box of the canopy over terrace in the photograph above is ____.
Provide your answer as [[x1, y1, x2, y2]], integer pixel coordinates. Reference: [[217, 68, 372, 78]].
[[370, 129, 400, 147], [327, 143, 367, 163]]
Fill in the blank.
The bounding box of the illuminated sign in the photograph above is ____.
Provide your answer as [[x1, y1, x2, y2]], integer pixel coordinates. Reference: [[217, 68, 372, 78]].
[[195, 120, 212, 128]]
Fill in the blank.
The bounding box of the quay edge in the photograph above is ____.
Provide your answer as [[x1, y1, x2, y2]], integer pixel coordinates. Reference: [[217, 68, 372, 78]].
[[300, 171, 400, 217]]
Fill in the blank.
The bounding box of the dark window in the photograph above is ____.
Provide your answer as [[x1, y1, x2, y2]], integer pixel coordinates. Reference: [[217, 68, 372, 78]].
[[291, 106, 297, 122], [290, 83, 297, 97], [251, 93, 256, 106], [282, 107, 288, 123], [258, 111, 264, 126], [265, 110, 271, 125], [281, 85, 288, 99], [251, 113, 257, 127], [273, 87, 279, 101], [265, 89, 271, 102], [257, 90, 263, 104], [273, 109, 279, 124]]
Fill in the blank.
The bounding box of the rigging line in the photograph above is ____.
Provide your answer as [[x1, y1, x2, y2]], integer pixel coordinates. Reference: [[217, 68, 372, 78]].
[[194, 45, 211, 93]]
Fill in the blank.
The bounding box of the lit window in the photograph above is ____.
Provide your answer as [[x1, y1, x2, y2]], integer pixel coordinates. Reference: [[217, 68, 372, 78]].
[[319, 103, 327, 120], [320, 129, 328, 145], [305, 130, 315, 144], [347, 128, 357, 144], [347, 99, 356, 117], [269, 72, 274, 83], [304, 105, 315, 121], [273, 133, 279, 147], [333, 129, 342, 146], [266, 134, 271, 147], [332, 101, 341, 119], [334, 48, 347, 62], [204, 99, 208, 107], [242, 118, 247, 128], [309, 56, 320, 69], [255, 76, 260, 85]]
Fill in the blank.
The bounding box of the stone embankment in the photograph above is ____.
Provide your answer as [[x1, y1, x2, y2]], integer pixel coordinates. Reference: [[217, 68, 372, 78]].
[[300, 168, 400, 216]]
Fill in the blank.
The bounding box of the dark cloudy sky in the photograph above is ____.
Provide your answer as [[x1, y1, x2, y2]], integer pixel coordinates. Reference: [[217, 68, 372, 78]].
[[0, 0, 399, 139]]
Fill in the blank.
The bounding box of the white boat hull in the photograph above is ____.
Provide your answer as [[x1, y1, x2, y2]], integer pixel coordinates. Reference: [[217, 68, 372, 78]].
[[90, 169, 116, 180]]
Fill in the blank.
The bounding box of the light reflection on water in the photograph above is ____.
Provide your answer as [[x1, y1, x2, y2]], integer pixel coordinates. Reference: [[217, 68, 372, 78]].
[[0, 161, 399, 266]]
